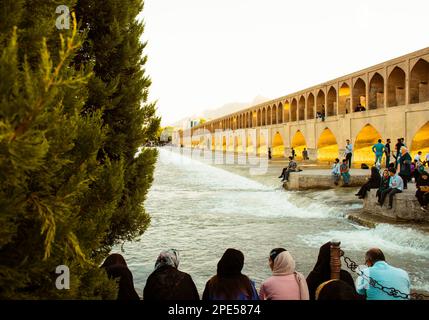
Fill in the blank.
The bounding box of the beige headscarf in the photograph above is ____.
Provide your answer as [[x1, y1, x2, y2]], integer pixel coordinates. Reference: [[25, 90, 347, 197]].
[[272, 251, 310, 300]]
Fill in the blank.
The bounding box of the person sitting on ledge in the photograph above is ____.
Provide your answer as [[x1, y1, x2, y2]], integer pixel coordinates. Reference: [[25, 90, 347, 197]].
[[355, 166, 381, 199], [278, 156, 297, 182], [356, 248, 410, 300], [331, 158, 341, 185], [143, 249, 199, 300], [377, 168, 404, 209], [376, 169, 391, 203], [101, 253, 140, 300], [416, 171, 429, 212], [340, 159, 351, 186], [259, 248, 309, 300], [202, 248, 259, 300], [302, 148, 309, 160], [306, 242, 355, 300]]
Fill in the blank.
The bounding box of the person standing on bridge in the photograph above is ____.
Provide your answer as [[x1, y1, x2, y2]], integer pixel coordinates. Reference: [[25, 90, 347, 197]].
[[302, 148, 309, 160], [344, 139, 353, 169], [398, 146, 412, 189], [356, 248, 410, 300], [384, 139, 391, 168], [372, 139, 385, 167]]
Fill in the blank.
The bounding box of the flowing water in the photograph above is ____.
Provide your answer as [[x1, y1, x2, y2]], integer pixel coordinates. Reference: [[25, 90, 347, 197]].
[[117, 147, 429, 297]]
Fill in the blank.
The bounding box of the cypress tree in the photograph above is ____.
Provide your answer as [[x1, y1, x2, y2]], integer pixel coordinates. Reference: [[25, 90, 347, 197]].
[[0, 0, 159, 299]]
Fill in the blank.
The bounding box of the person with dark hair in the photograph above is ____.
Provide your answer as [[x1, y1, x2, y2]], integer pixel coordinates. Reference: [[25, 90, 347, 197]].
[[372, 139, 385, 166], [376, 169, 391, 203], [302, 148, 309, 160], [344, 140, 353, 169], [340, 159, 351, 186], [315, 279, 361, 300], [394, 138, 404, 169], [143, 249, 199, 300], [416, 171, 429, 211], [378, 168, 404, 209], [331, 158, 341, 185], [355, 167, 381, 199], [306, 242, 355, 300], [278, 156, 297, 182], [268, 148, 272, 160], [356, 248, 410, 300], [398, 146, 412, 189], [202, 248, 259, 300], [291, 148, 296, 160], [259, 248, 309, 300], [384, 139, 391, 168], [101, 253, 140, 300]]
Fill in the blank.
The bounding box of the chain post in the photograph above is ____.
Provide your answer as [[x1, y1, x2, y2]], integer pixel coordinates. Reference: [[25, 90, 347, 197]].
[[330, 240, 341, 280]]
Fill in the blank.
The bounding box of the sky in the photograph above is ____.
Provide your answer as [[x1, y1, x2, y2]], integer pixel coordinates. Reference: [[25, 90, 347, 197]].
[[140, 0, 429, 126]]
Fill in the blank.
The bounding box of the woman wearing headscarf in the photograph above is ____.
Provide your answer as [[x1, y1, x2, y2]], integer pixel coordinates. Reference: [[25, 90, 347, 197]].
[[306, 242, 355, 300], [202, 248, 259, 300], [416, 171, 429, 211], [259, 248, 309, 300], [101, 253, 140, 300], [355, 167, 381, 199], [143, 249, 199, 300], [376, 169, 391, 202]]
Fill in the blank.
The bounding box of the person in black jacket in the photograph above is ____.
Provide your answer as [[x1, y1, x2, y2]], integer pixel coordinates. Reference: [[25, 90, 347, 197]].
[[355, 167, 381, 199], [101, 253, 140, 300], [306, 242, 357, 300], [416, 172, 429, 211], [143, 249, 199, 300]]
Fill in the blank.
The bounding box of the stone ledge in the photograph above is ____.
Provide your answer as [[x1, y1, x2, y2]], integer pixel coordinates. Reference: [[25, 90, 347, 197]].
[[363, 189, 429, 222]]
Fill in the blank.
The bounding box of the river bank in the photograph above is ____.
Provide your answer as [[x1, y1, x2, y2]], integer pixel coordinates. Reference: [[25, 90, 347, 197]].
[[116, 147, 429, 297]]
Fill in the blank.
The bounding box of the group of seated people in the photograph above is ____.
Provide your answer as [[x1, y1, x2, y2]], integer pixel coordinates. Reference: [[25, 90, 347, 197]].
[[331, 158, 351, 186], [101, 242, 411, 301], [355, 162, 429, 211]]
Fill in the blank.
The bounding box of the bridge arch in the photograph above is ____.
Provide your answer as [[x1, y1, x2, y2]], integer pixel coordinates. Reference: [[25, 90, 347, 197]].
[[272, 105, 277, 124], [298, 96, 306, 121], [234, 135, 243, 153], [316, 89, 326, 115], [317, 128, 339, 162], [353, 78, 366, 110], [257, 131, 267, 155], [327, 86, 337, 116], [387, 66, 406, 107], [278, 103, 283, 123], [222, 136, 227, 152], [339, 82, 351, 114], [291, 130, 307, 160], [291, 99, 298, 122], [284, 100, 290, 122], [353, 124, 382, 165], [410, 58, 429, 104], [267, 106, 272, 125], [262, 108, 266, 126], [307, 93, 315, 119], [257, 109, 261, 126], [410, 121, 429, 159], [272, 132, 285, 157], [369, 73, 384, 109]]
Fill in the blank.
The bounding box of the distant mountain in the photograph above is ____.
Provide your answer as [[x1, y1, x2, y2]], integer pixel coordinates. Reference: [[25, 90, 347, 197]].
[[171, 95, 270, 128]]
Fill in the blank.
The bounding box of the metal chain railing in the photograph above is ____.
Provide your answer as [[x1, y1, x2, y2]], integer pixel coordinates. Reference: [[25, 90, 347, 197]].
[[340, 250, 429, 300]]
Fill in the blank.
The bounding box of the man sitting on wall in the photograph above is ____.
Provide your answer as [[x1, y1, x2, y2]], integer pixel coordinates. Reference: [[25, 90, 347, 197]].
[[278, 156, 298, 182], [377, 168, 404, 209]]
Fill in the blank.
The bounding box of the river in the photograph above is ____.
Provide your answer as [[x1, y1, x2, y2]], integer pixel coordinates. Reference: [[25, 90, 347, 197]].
[[116, 147, 429, 297]]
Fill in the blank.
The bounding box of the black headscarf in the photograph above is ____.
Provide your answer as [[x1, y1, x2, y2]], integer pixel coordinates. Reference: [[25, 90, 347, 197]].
[[217, 248, 244, 277], [306, 242, 355, 300], [101, 254, 140, 300], [203, 249, 255, 300], [369, 167, 381, 188]]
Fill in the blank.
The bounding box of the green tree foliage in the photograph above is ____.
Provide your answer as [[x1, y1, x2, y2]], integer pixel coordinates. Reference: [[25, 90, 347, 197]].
[[0, 0, 159, 299]]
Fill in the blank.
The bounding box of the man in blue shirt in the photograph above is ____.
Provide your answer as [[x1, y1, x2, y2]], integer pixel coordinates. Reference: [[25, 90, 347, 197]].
[[372, 139, 385, 167], [377, 168, 404, 209], [356, 248, 410, 300], [345, 139, 353, 169]]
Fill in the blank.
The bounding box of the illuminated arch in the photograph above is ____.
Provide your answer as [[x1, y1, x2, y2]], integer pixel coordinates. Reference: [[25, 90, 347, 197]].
[[316, 89, 325, 115], [272, 132, 284, 157], [369, 73, 384, 109], [267, 106, 272, 125], [247, 134, 255, 153], [354, 124, 382, 164], [278, 103, 283, 123], [257, 109, 261, 126], [272, 105, 277, 124], [262, 108, 266, 126], [234, 135, 243, 153], [222, 136, 227, 152], [410, 121, 429, 159], [339, 83, 350, 114], [257, 132, 267, 155], [317, 128, 339, 162], [283, 101, 290, 122], [291, 130, 307, 160], [387, 66, 406, 107], [410, 59, 429, 104]]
